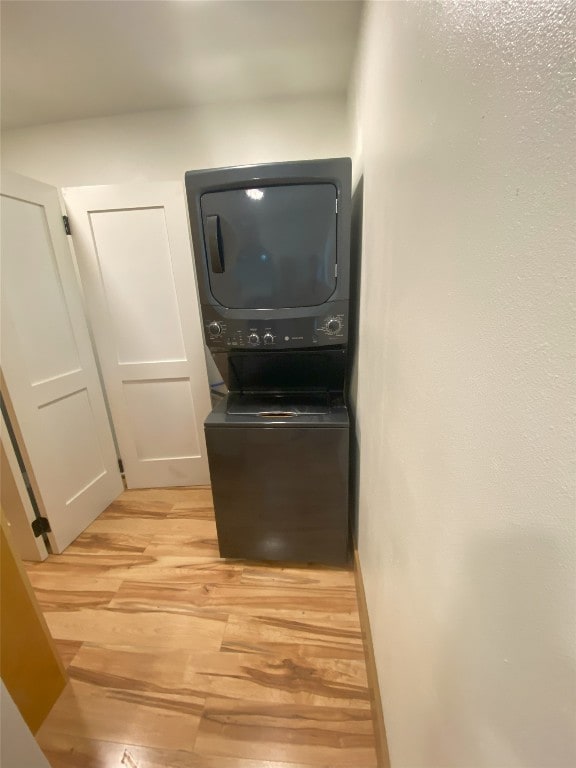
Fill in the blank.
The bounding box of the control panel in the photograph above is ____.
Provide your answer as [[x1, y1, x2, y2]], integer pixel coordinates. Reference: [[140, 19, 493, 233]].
[[202, 304, 348, 351]]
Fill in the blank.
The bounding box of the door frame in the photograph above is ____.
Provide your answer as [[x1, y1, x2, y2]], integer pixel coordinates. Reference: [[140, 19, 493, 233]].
[[0, 393, 49, 561]]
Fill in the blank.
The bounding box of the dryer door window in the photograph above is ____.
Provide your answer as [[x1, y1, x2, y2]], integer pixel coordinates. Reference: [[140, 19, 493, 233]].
[[200, 184, 337, 309]]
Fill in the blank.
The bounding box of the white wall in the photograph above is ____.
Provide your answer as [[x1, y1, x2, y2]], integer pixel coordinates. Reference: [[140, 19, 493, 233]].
[[351, 3, 575, 767], [0, 682, 51, 768], [1, 96, 349, 187], [2, 96, 349, 388]]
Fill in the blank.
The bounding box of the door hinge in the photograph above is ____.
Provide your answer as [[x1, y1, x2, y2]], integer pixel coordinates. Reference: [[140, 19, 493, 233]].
[[32, 516, 51, 537], [118, 458, 124, 474], [63, 215, 71, 235]]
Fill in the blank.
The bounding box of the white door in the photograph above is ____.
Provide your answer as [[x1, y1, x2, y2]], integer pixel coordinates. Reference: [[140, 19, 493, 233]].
[[63, 183, 211, 489], [0, 172, 123, 553]]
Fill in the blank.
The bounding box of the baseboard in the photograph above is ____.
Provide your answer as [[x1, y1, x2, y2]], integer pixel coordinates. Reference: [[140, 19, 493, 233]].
[[353, 549, 391, 768]]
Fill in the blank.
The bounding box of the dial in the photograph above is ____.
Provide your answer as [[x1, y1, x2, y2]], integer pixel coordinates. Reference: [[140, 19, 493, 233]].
[[263, 333, 274, 345], [326, 317, 342, 334], [248, 333, 260, 345], [208, 321, 222, 337]]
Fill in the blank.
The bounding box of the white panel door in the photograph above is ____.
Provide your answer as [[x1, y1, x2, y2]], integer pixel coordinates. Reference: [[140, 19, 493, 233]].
[[0, 172, 123, 553], [63, 183, 211, 489]]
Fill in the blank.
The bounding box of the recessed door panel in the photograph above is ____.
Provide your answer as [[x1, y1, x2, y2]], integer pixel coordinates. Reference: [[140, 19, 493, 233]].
[[1, 195, 81, 384], [89, 207, 187, 364], [39, 388, 106, 504], [123, 379, 201, 461]]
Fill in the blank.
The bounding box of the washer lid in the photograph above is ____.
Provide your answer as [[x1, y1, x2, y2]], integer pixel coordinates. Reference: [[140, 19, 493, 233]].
[[226, 392, 329, 417], [206, 394, 348, 428]]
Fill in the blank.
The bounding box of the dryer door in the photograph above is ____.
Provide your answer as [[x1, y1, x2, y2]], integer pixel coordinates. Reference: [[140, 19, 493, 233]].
[[200, 184, 337, 309]]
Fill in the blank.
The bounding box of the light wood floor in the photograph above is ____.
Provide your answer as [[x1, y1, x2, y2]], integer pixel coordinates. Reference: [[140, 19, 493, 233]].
[[25, 487, 378, 768]]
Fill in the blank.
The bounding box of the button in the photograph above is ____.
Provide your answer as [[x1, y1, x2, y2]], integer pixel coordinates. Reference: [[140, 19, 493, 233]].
[[326, 317, 342, 334], [208, 321, 222, 337]]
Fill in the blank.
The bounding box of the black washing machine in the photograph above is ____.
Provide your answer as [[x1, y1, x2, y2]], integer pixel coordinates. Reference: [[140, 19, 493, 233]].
[[205, 392, 349, 566]]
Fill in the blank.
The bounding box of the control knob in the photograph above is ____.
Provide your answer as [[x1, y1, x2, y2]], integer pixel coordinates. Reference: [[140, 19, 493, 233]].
[[326, 317, 342, 334], [263, 333, 274, 345], [208, 321, 222, 337], [248, 333, 260, 345]]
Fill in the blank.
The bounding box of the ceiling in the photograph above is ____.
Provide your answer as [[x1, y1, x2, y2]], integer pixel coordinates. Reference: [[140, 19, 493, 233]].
[[1, 0, 363, 130]]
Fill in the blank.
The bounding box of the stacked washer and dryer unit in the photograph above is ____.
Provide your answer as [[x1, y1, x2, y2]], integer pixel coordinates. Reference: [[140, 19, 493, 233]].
[[185, 158, 352, 566]]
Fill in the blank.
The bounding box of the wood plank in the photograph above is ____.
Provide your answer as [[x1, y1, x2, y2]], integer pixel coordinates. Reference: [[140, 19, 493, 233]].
[[194, 697, 378, 766], [36, 679, 204, 752], [168, 504, 218, 519], [68, 644, 193, 696], [101, 499, 216, 520], [39, 732, 344, 768], [24, 553, 152, 581], [26, 572, 124, 594], [89, 517, 219, 537], [143, 532, 220, 557], [34, 585, 119, 612], [64, 531, 151, 555], [100, 498, 173, 518], [183, 651, 371, 708], [240, 563, 356, 589], [114, 556, 243, 584], [110, 580, 359, 617], [118, 486, 213, 502], [103, 486, 214, 518], [42, 606, 227, 650], [26, 554, 244, 585], [222, 613, 365, 661]]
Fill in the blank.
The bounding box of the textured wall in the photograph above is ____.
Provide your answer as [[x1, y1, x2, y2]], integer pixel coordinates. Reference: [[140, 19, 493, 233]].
[[350, 2, 576, 766], [0, 682, 51, 767], [0, 97, 348, 187]]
